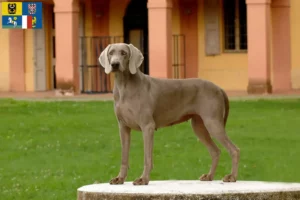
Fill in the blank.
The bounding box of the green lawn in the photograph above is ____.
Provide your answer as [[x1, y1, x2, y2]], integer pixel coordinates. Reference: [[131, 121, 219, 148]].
[[0, 98, 300, 200]]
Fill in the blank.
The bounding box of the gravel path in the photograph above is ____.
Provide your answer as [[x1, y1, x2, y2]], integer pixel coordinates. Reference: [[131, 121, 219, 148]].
[[1, 91, 300, 101]]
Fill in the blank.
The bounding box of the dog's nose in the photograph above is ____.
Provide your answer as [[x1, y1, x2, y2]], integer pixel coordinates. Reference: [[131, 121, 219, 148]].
[[111, 62, 120, 69]]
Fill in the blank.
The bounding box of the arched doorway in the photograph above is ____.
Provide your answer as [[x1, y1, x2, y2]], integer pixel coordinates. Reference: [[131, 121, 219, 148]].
[[123, 0, 149, 74]]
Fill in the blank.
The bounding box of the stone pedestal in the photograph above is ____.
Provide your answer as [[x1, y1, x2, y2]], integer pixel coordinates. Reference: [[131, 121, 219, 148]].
[[78, 180, 300, 200]]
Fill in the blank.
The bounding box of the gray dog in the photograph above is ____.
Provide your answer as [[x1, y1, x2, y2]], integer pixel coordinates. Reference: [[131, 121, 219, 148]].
[[99, 43, 240, 185]]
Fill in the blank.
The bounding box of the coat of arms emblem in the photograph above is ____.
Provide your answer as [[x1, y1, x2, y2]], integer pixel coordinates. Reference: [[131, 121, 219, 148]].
[[8, 3, 17, 14], [28, 3, 36, 15]]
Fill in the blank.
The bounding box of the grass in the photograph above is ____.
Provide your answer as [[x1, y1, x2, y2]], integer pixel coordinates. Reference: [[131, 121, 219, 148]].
[[0, 98, 300, 200]]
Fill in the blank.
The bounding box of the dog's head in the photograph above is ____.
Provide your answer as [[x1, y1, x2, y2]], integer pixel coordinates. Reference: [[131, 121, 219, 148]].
[[99, 43, 144, 74], [8, 3, 17, 14]]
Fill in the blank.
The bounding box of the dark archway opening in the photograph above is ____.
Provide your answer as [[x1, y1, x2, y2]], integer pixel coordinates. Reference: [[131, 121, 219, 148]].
[[123, 0, 149, 74]]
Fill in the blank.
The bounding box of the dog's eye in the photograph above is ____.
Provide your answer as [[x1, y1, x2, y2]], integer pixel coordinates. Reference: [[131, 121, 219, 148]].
[[121, 51, 127, 56], [109, 51, 113, 55]]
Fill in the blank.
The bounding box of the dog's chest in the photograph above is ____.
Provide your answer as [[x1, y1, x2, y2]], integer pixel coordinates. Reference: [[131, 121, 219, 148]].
[[114, 101, 141, 130]]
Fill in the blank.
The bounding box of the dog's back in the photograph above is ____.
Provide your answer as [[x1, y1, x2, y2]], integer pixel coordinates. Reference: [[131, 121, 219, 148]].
[[143, 76, 226, 129]]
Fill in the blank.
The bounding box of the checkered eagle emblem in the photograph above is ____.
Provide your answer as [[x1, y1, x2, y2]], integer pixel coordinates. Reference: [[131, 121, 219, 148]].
[[28, 3, 36, 15]]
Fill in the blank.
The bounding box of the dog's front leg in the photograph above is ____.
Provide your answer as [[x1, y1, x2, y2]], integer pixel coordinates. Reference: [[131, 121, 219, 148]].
[[109, 123, 131, 185], [133, 122, 155, 185]]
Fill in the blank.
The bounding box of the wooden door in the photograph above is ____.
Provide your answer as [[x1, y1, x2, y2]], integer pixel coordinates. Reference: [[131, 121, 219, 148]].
[[34, 28, 47, 91]]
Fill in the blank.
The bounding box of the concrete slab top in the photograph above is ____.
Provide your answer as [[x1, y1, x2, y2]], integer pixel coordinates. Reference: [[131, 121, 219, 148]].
[[78, 180, 300, 195]]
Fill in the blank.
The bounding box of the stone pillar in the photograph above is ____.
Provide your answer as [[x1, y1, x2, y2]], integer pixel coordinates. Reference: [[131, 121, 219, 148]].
[[53, 0, 80, 92], [246, 0, 272, 94], [147, 0, 172, 78], [9, 30, 25, 92], [271, 0, 292, 92]]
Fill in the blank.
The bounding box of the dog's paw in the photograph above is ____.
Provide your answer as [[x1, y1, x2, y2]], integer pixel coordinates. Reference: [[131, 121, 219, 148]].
[[199, 174, 213, 181], [109, 176, 125, 185], [222, 174, 237, 182], [133, 177, 149, 185]]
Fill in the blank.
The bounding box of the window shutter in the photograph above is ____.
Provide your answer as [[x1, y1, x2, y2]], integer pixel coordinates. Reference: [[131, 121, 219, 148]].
[[204, 0, 220, 56]]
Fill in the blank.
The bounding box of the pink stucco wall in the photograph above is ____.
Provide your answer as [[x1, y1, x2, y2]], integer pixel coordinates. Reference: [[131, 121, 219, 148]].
[[271, 0, 292, 92], [9, 30, 25, 92], [2, 0, 296, 93], [53, 0, 80, 92], [246, 0, 272, 93], [148, 0, 173, 79]]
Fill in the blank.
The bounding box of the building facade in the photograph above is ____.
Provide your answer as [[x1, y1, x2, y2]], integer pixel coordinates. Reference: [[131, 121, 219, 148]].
[[0, 0, 299, 94]]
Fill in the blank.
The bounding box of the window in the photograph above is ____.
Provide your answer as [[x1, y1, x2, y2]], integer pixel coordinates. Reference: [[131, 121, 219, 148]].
[[223, 0, 247, 51]]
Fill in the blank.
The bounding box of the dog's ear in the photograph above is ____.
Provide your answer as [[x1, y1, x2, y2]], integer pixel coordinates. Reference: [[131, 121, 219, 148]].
[[128, 44, 144, 74], [99, 44, 111, 74]]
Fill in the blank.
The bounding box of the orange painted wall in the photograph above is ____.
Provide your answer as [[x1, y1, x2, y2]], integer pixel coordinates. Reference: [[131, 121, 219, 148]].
[[0, 1, 10, 91], [172, 0, 181, 34], [179, 0, 198, 78], [108, 0, 181, 36], [83, 0, 94, 91], [171, 0, 184, 78], [103, 0, 299, 92], [197, 0, 248, 91], [92, 0, 109, 36], [92, 0, 110, 91], [24, 29, 34, 91], [109, 0, 129, 37], [2, 0, 298, 93], [290, 0, 300, 89], [82, 0, 112, 91], [84, 0, 93, 37], [9, 30, 26, 91], [1, 0, 54, 92]]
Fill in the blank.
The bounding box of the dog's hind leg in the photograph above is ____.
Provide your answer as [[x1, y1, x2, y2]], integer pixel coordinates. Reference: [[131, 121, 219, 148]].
[[203, 118, 240, 182], [191, 115, 221, 181]]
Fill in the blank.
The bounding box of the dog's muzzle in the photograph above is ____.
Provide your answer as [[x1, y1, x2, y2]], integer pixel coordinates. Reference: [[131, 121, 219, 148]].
[[111, 62, 120, 71]]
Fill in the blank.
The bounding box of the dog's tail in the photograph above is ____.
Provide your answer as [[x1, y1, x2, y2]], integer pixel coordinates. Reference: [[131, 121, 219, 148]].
[[221, 89, 230, 127]]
